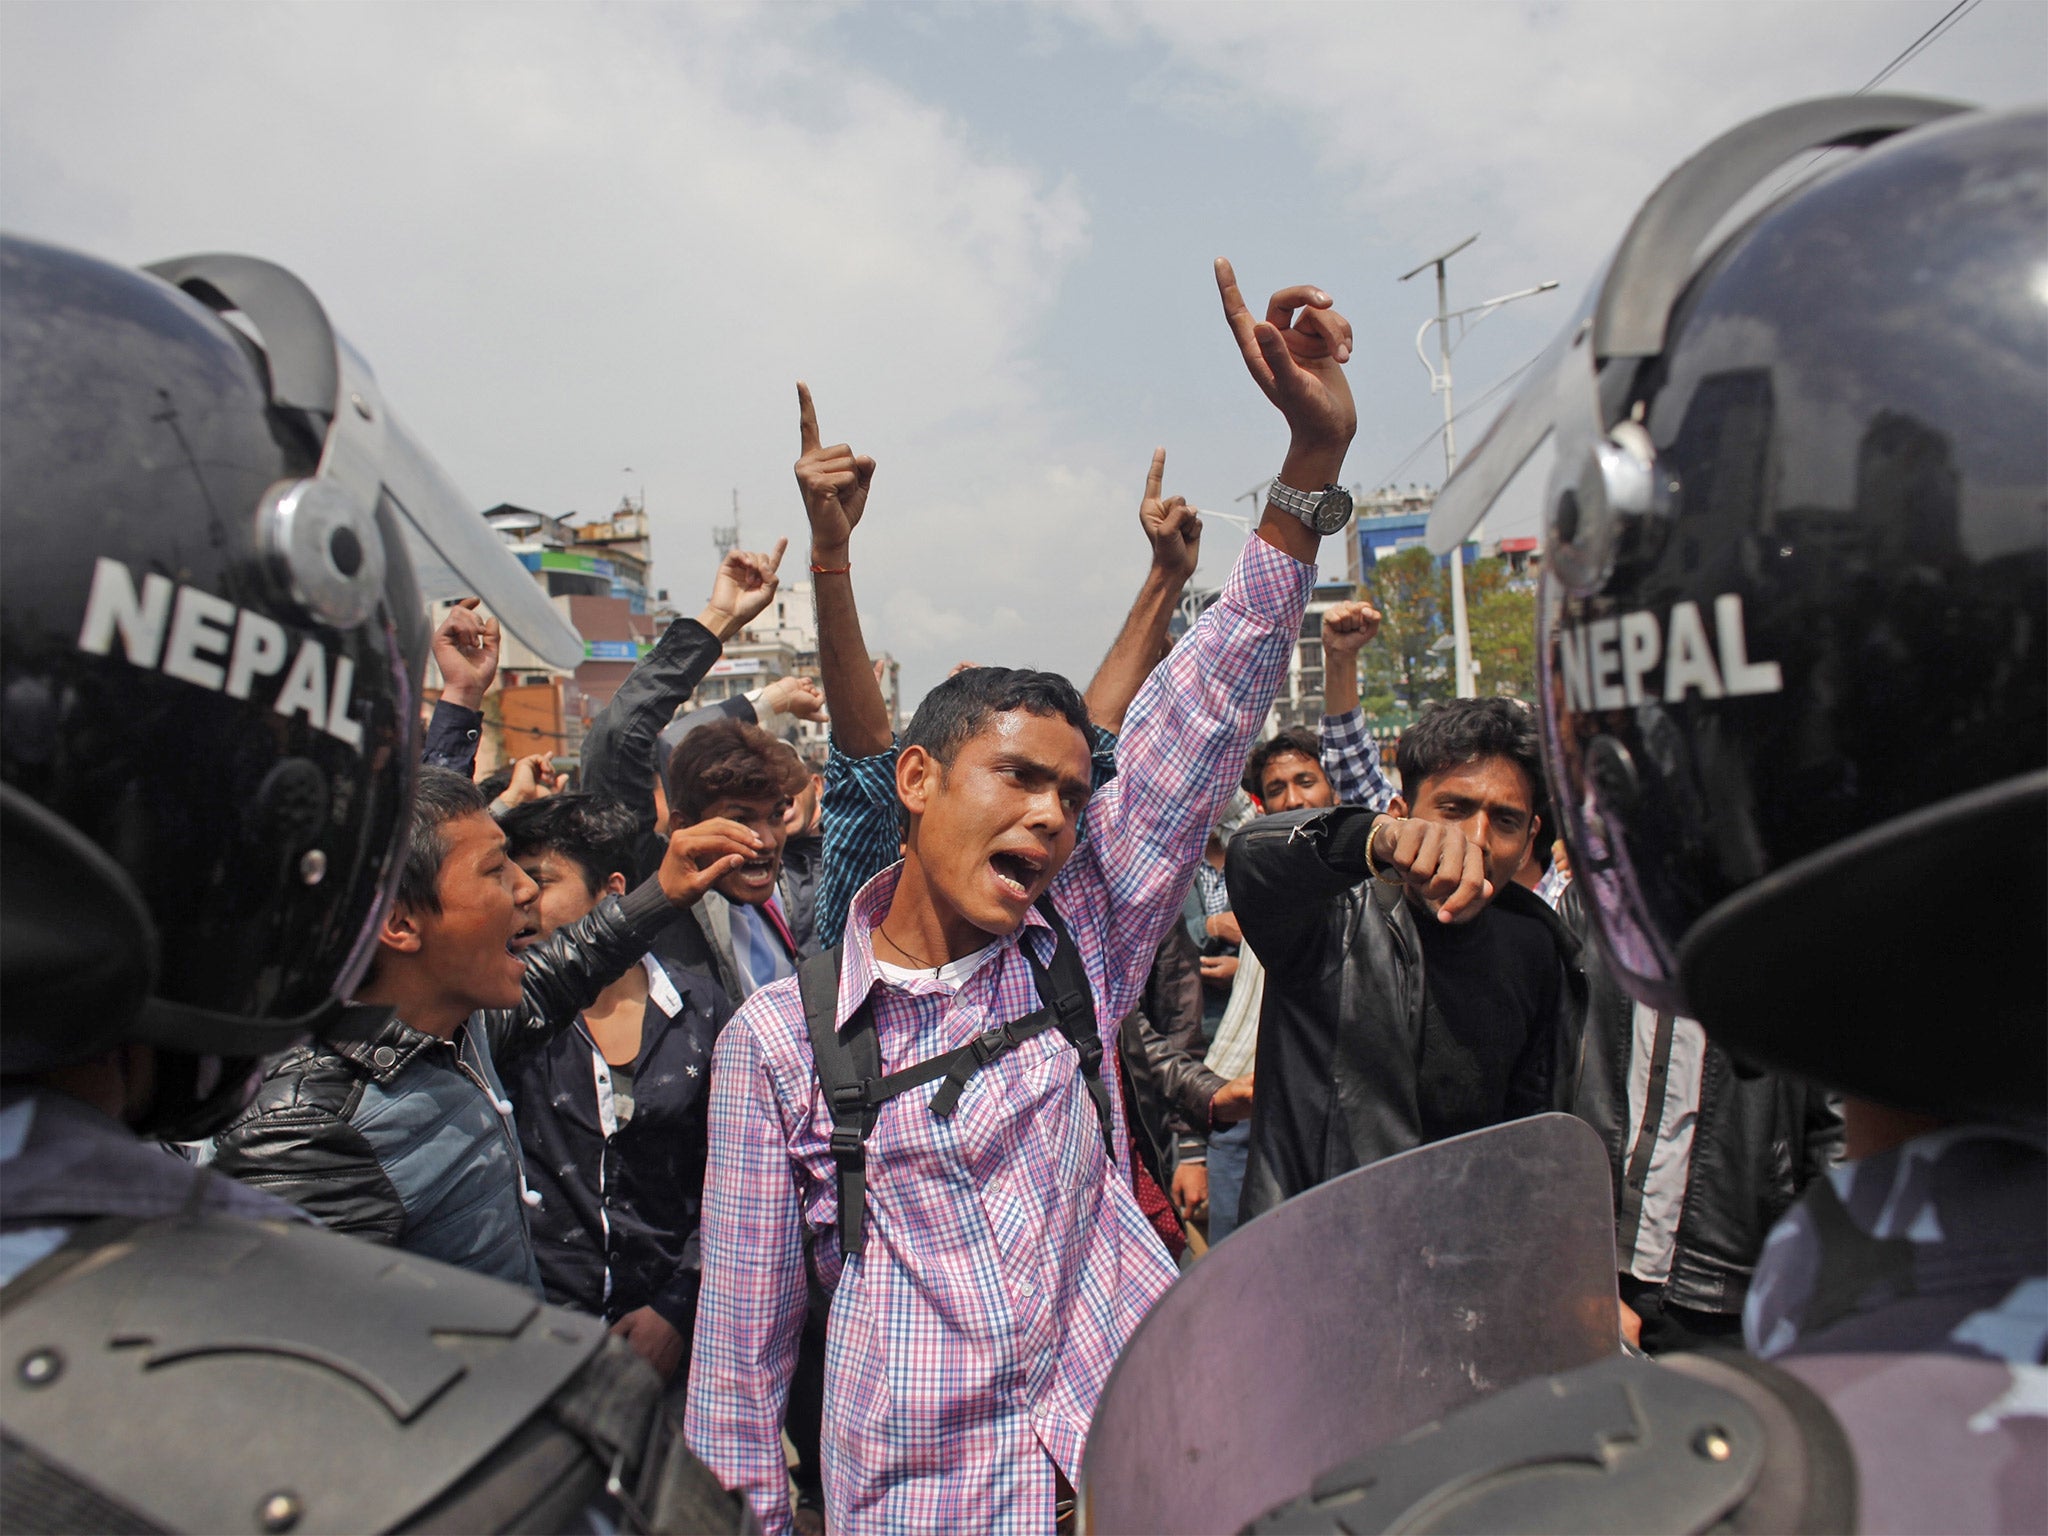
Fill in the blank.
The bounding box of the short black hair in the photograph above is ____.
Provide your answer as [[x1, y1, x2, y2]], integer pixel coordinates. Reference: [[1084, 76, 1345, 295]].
[[901, 666, 1090, 767], [1242, 727, 1326, 800], [1395, 698, 1543, 811], [398, 766, 490, 914], [475, 764, 514, 803], [497, 793, 640, 894], [668, 718, 793, 824]]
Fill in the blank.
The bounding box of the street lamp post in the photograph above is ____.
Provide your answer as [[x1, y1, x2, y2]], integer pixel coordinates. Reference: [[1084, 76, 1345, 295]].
[[1398, 236, 1556, 698]]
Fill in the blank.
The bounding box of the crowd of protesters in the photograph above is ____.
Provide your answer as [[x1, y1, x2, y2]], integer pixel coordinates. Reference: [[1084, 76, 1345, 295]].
[[190, 258, 1843, 1535], [5, 89, 2041, 1536]]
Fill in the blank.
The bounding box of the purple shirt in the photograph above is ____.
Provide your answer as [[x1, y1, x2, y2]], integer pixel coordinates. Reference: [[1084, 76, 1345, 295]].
[[684, 534, 1315, 1533]]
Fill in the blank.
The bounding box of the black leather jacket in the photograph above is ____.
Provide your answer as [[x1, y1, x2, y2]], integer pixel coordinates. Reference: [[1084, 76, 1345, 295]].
[[1560, 882, 1843, 1314], [1118, 922, 1219, 1186], [213, 878, 687, 1282], [1226, 806, 1588, 1225]]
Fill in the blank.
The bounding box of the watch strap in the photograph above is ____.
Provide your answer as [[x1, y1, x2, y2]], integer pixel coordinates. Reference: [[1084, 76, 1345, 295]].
[[1265, 479, 1324, 522]]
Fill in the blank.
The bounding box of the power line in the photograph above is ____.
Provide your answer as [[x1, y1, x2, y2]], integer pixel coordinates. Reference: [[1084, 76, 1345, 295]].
[[1364, 348, 1544, 492], [1767, 0, 1981, 198], [1861, 0, 1978, 92]]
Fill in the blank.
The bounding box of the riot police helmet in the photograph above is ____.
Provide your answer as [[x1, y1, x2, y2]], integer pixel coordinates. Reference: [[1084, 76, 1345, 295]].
[[0, 235, 582, 1131], [1428, 99, 2046, 1122]]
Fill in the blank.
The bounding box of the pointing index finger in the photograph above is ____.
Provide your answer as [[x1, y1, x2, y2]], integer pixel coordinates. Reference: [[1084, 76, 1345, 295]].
[[1144, 447, 1165, 504], [1215, 257, 1273, 389], [797, 381, 820, 454], [766, 536, 789, 572]]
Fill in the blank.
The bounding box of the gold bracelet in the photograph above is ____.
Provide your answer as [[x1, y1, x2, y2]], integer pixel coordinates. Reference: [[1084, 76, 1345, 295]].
[[1363, 815, 1405, 883]]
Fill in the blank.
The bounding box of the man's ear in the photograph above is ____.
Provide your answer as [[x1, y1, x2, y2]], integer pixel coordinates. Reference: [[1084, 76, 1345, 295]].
[[897, 744, 938, 818], [1386, 794, 1409, 819], [605, 871, 629, 898], [379, 901, 427, 957]]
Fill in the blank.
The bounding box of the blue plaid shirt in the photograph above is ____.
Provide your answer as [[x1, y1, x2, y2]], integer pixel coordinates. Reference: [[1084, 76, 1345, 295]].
[[1318, 707, 1397, 813], [815, 725, 1119, 949]]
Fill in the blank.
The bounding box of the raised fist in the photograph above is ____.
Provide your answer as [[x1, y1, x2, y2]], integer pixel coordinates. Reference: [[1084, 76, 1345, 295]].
[[1321, 599, 1383, 657], [432, 597, 500, 709]]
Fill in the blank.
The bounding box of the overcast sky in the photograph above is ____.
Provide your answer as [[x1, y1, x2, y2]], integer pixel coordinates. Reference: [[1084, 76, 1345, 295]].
[[5, 1, 2041, 704]]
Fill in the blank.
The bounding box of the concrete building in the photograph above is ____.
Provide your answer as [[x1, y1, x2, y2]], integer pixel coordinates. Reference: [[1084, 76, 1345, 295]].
[[427, 499, 676, 773]]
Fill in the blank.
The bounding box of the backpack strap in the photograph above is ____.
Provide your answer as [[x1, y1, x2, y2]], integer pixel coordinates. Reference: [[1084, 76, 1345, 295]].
[[798, 945, 882, 1256], [795, 898, 1115, 1258], [1023, 894, 1116, 1158]]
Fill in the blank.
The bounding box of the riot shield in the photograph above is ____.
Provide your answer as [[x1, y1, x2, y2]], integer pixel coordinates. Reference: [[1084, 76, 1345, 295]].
[[1081, 1113, 1621, 1535]]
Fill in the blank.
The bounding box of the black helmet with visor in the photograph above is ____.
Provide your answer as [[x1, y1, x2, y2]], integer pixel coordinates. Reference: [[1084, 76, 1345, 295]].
[[1428, 99, 2046, 1122], [0, 236, 584, 1132]]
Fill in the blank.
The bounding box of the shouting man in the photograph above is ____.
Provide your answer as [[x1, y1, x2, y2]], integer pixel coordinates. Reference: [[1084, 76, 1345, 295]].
[[685, 262, 1377, 1534]]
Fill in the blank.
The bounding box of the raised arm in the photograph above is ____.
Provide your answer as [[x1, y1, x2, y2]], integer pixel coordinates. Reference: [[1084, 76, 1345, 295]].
[[1319, 598, 1376, 718], [1082, 449, 1203, 734], [580, 543, 788, 848], [1317, 599, 1397, 812], [1214, 258, 1357, 566], [797, 382, 891, 758], [422, 598, 500, 777], [1060, 263, 1359, 1019]]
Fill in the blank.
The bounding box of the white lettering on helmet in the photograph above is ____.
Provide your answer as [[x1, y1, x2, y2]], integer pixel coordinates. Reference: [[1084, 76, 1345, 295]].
[[1556, 592, 1782, 711], [225, 609, 288, 700], [74, 556, 364, 751], [161, 585, 237, 690], [76, 556, 173, 668], [275, 638, 332, 729]]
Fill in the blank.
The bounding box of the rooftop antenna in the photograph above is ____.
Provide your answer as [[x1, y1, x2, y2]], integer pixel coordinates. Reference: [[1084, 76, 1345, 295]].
[[712, 487, 740, 560]]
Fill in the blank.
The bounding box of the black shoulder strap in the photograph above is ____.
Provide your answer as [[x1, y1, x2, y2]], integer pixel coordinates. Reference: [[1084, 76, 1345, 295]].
[[1022, 895, 1115, 1159], [796, 899, 1115, 1259], [799, 944, 882, 1256]]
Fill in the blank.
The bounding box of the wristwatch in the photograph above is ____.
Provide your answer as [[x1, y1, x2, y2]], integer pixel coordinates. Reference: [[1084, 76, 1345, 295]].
[[1266, 478, 1354, 535]]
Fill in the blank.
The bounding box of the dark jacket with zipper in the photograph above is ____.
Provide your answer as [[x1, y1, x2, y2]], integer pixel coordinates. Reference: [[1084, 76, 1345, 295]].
[[211, 878, 686, 1293], [505, 951, 730, 1334], [1226, 805, 1589, 1225], [1117, 920, 1222, 1188], [1559, 882, 1843, 1315]]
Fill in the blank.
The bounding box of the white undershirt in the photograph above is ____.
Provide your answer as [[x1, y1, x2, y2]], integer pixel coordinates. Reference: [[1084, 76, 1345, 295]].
[[874, 940, 1002, 993]]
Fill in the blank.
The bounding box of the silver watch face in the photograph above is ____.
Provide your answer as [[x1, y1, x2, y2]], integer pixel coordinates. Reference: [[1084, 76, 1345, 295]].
[[1310, 486, 1354, 534]]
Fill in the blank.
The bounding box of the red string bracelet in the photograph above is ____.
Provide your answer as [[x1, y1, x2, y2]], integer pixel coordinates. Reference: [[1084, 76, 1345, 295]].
[[810, 561, 851, 575]]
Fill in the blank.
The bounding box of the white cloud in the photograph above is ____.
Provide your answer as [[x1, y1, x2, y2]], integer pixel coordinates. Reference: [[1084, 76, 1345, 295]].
[[1087, 1, 2044, 293], [1071, 0, 2048, 537], [0, 0, 1113, 695], [5, 0, 2038, 702]]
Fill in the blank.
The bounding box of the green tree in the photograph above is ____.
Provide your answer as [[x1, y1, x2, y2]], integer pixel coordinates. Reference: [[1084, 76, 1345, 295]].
[[1469, 576, 1538, 699], [1357, 550, 1539, 707], [1360, 545, 1451, 713], [1459, 555, 1538, 700]]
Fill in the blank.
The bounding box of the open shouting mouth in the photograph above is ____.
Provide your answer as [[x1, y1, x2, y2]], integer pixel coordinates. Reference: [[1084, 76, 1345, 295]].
[[988, 845, 1049, 904]]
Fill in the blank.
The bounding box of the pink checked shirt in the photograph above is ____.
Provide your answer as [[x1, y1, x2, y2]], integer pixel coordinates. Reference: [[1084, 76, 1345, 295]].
[[685, 534, 1314, 1533]]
